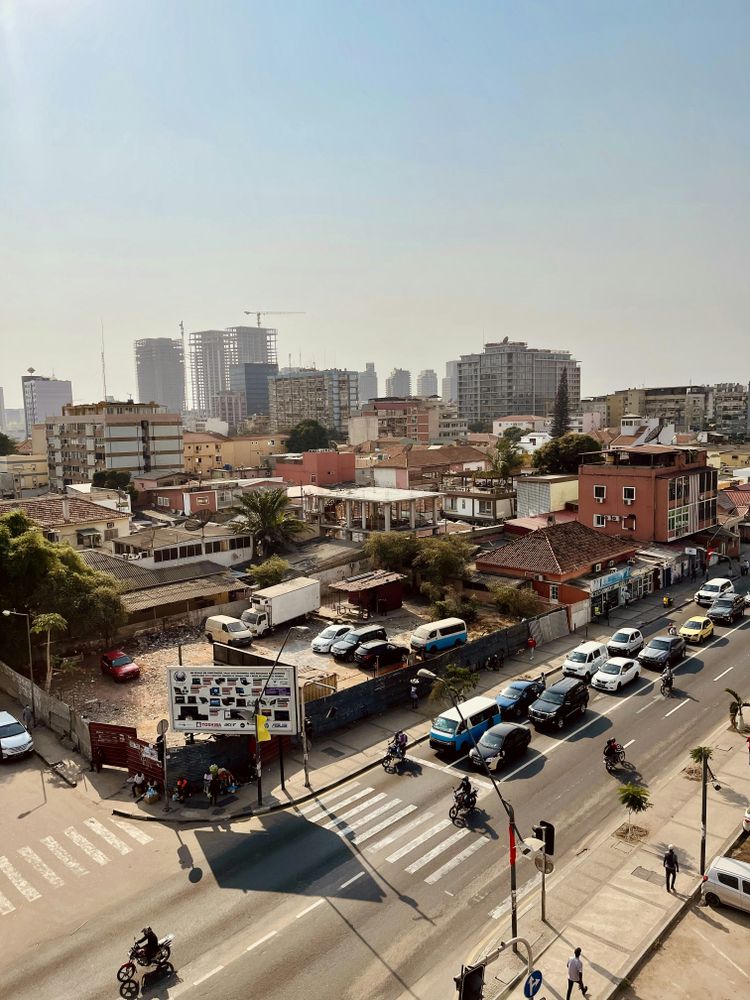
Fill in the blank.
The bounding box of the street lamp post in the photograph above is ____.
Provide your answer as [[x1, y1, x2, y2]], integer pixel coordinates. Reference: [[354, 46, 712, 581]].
[[699, 752, 722, 875], [255, 624, 308, 807], [417, 667, 522, 951], [2, 609, 35, 725], [300, 678, 337, 788]]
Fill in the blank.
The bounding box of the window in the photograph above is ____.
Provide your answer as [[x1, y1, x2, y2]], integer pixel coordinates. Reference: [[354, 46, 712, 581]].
[[623, 517, 636, 531], [594, 514, 606, 528], [594, 485, 606, 500], [717, 872, 739, 890], [478, 500, 492, 514], [623, 487, 636, 502], [742, 880, 750, 894], [204, 540, 222, 554], [550, 585, 559, 602], [157, 496, 170, 507], [196, 497, 209, 506]]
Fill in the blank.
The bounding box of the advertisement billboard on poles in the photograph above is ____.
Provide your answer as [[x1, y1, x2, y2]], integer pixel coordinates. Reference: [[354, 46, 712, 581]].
[[167, 664, 298, 735]]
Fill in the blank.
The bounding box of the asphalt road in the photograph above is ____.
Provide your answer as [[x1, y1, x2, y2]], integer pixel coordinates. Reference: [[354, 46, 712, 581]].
[[4, 594, 750, 1000]]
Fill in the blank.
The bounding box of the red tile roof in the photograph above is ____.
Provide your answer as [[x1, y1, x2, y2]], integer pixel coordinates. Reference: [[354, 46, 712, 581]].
[[0, 495, 130, 527], [476, 520, 635, 576], [376, 446, 488, 469]]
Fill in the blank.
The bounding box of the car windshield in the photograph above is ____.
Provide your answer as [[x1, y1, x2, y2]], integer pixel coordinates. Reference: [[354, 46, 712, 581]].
[[567, 651, 587, 662], [110, 656, 132, 667], [684, 619, 705, 629], [712, 601, 733, 609], [226, 622, 246, 633], [0, 722, 26, 738], [433, 717, 458, 734], [338, 634, 358, 646], [611, 632, 632, 643], [479, 733, 504, 749], [703, 584, 720, 593], [499, 686, 521, 701], [538, 691, 564, 705], [649, 639, 671, 651], [242, 612, 262, 624], [600, 662, 623, 675]]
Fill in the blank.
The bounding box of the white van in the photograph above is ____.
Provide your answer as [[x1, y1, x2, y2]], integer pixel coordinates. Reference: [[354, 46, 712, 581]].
[[701, 856, 750, 913], [410, 618, 468, 655], [562, 641, 608, 682], [204, 615, 254, 648]]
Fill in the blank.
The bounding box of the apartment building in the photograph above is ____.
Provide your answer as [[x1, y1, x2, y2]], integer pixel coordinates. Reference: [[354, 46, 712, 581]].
[[457, 341, 580, 424], [228, 361, 279, 416], [385, 368, 412, 397], [0, 454, 50, 498], [416, 369, 438, 397], [579, 445, 718, 544], [708, 383, 749, 438], [134, 337, 185, 414], [22, 374, 73, 436], [358, 363, 378, 405], [46, 401, 183, 489], [212, 390, 247, 430], [441, 360, 458, 403], [268, 369, 358, 433], [182, 431, 288, 475], [189, 326, 277, 415]]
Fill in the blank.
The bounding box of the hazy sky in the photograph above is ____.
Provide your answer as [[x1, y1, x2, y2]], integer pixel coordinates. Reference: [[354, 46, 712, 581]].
[[2, 1, 749, 408]]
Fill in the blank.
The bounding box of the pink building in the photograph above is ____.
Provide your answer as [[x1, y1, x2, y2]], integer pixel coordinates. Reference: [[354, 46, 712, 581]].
[[275, 451, 356, 487]]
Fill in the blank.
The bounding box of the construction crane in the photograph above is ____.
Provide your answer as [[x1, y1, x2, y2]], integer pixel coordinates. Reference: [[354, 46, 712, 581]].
[[244, 310, 305, 327]]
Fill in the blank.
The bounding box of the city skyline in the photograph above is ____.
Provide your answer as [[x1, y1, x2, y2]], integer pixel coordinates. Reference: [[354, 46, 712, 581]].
[[3, 3, 749, 407]]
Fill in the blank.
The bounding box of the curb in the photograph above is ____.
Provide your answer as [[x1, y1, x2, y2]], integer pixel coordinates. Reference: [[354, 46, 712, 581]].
[[34, 748, 78, 788]]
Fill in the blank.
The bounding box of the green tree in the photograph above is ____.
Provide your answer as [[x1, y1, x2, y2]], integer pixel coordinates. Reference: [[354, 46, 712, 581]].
[[490, 584, 542, 619], [286, 420, 330, 452], [533, 433, 601, 475], [551, 369, 570, 438], [0, 432, 17, 456], [617, 783, 651, 836], [415, 536, 472, 593], [502, 426, 524, 444], [689, 745, 714, 766], [364, 532, 420, 574], [725, 688, 750, 729], [488, 438, 524, 479], [92, 470, 131, 490], [431, 587, 478, 625], [427, 663, 478, 706], [252, 555, 291, 589], [232, 488, 305, 556], [31, 613, 68, 691], [468, 420, 492, 434]]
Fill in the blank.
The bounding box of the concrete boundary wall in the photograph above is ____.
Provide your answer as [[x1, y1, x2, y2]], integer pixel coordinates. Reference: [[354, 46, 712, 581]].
[[0, 659, 91, 758]]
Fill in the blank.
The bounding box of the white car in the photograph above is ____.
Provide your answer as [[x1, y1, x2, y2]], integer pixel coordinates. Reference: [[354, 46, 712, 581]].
[[562, 641, 608, 683], [694, 578, 734, 607], [591, 657, 640, 692], [743, 806, 750, 834], [311, 624, 352, 654], [606, 628, 643, 657], [0, 710, 34, 760]]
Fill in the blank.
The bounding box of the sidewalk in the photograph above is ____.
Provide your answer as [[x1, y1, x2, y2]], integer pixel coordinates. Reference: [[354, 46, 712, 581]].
[[482, 725, 750, 1000], [109, 571, 707, 824]]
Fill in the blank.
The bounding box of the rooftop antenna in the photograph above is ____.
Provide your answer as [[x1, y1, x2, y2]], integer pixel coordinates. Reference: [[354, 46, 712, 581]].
[[100, 320, 108, 400]]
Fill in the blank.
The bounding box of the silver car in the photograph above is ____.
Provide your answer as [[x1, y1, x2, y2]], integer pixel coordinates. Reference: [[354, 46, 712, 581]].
[[311, 624, 352, 654], [0, 710, 34, 760]]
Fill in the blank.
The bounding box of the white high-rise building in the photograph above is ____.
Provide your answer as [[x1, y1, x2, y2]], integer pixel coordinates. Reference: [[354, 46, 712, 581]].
[[189, 326, 278, 416], [385, 368, 412, 397], [416, 369, 438, 397], [22, 374, 73, 437], [441, 360, 458, 402], [135, 338, 185, 414], [358, 363, 378, 406]]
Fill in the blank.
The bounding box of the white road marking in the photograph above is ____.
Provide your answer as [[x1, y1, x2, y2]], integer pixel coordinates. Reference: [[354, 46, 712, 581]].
[[386, 819, 452, 863], [424, 836, 489, 884], [303, 788, 374, 823], [405, 829, 470, 874], [0, 891, 16, 916], [336, 800, 402, 838], [665, 699, 689, 718], [636, 698, 659, 714], [418, 756, 492, 789], [710, 944, 749, 978], [83, 818, 132, 855], [339, 871, 366, 889], [193, 965, 224, 985], [296, 899, 324, 919], [0, 856, 41, 902], [623, 739, 635, 749], [296, 784, 360, 816], [365, 811, 434, 853], [353, 804, 417, 845], [17, 848, 64, 887], [64, 827, 108, 866], [714, 667, 733, 681], [41, 837, 88, 875], [112, 819, 153, 845], [247, 931, 277, 952], [321, 793, 387, 830]]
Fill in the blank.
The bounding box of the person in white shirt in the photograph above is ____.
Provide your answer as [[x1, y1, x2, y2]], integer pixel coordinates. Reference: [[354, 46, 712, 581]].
[[566, 947, 588, 998]]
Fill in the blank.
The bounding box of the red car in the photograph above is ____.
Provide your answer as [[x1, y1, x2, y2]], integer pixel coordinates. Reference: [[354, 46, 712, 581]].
[[100, 650, 141, 682]]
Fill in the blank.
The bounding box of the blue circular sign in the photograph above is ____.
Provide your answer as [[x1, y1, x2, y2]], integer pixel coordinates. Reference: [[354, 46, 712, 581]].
[[524, 970, 543, 998]]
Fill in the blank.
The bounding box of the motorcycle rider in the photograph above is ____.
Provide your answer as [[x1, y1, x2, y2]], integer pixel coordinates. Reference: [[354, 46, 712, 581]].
[[603, 737, 621, 766], [661, 665, 674, 694], [394, 730, 408, 758], [666, 623, 678, 637], [135, 926, 159, 966], [455, 775, 474, 807]]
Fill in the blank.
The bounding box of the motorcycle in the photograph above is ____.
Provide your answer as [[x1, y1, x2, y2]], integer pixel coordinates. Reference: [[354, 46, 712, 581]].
[[383, 740, 406, 773], [603, 743, 626, 773], [449, 788, 477, 821], [660, 677, 674, 698], [117, 934, 175, 983]]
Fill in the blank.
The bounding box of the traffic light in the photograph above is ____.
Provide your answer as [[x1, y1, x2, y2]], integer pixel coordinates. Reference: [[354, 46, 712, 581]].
[[304, 717, 314, 741], [454, 962, 485, 1000], [155, 734, 165, 764], [532, 820, 555, 856]]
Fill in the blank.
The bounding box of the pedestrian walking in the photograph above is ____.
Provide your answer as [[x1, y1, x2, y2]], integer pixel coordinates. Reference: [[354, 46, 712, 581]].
[[664, 844, 680, 892], [528, 636, 537, 662], [22, 704, 33, 729], [209, 773, 220, 806], [745, 733, 750, 764], [538, 671, 546, 690], [410, 681, 419, 710], [565, 947, 588, 998], [203, 770, 211, 796]]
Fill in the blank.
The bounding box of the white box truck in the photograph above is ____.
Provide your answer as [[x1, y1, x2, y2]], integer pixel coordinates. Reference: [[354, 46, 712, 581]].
[[240, 577, 321, 637]]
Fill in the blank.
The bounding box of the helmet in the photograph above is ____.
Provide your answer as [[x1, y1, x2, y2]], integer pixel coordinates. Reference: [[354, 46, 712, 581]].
[[668, 844, 674, 851]]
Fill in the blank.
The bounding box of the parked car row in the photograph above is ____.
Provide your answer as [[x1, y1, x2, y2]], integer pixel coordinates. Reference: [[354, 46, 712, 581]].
[[311, 616, 468, 665]]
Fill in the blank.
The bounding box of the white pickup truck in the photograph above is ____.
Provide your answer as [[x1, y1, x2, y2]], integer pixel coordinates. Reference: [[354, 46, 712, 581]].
[[240, 577, 321, 637]]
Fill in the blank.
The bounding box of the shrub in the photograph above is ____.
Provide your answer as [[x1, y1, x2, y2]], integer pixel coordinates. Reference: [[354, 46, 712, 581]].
[[430, 587, 478, 625], [490, 584, 542, 619], [252, 555, 291, 589]]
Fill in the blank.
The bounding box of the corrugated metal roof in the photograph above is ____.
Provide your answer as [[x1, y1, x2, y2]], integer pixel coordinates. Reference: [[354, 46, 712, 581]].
[[121, 573, 248, 612]]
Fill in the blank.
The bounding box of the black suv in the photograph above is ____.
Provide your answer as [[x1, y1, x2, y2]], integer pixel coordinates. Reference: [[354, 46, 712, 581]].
[[707, 593, 745, 625], [330, 624, 387, 661], [528, 677, 588, 731], [638, 634, 686, 669], [354, 640, 408, 669]]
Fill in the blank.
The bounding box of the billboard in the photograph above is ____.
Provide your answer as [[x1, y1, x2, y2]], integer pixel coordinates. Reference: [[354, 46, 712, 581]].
[[167, 664, 298, 736]]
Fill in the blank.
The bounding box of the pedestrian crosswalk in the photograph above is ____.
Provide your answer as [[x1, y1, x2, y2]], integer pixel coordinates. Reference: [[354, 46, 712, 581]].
[[0, 816, 153, 918], [297, 783, 491, 888]]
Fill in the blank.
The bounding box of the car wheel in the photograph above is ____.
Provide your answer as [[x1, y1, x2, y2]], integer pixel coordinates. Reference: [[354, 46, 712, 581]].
[[704, 892, 721, 908], [585, 672, 592, 684], [580, 702, 587, 715], [699, 635, 703, 644], [615, 682, 621, 692]]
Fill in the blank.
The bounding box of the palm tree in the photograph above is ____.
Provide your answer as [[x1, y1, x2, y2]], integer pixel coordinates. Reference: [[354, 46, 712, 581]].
[[30, 613, 68, 692], [689, 745, 714, 766], [231, 488, 305, 558], [617, 783, 651, 837], [487, 439, 524, 480], [725, 688, 750, 730]]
